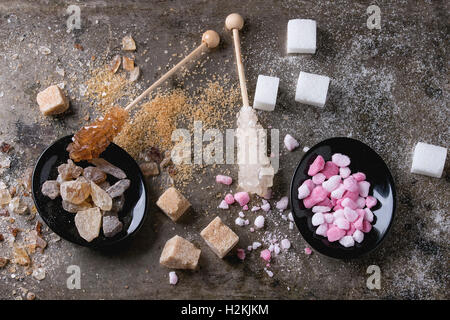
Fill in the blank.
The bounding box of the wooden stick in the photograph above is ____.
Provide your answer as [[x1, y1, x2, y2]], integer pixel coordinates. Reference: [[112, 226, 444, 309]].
[[124, 30, 220, 111], [226, 13, 249, 107]]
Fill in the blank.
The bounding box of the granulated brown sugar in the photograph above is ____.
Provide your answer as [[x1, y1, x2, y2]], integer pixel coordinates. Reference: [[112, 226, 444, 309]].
[[113, 78, 240, 187], [114, 89, 189, 156], [84, 67, 131, 113]]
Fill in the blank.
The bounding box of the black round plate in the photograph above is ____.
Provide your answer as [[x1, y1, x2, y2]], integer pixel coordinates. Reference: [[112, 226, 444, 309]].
[[289, 137, 396, 259], [31, 135, 148, 248]]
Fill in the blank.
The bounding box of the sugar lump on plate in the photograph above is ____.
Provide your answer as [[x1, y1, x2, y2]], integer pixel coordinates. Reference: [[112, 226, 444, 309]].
[[60, 178, 91, 205], [295, 71, 330, 108], [90, 181, 112, 211], [411, 142, 447, 178], [102, 212, 123, 238], [74, 207, 102, 242], [253, 75, 279, 111], [106, 179, 130, 198], [287, 19, 316, 54]]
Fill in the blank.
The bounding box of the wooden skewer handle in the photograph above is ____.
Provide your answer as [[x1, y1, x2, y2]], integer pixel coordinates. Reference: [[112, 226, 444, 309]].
[[125, 42, 207, 111], [232, 29, 250, 107]]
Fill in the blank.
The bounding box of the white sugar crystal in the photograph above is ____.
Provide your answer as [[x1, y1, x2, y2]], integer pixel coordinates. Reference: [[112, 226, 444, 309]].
[[411, 142, 447, 178], [295, 71, 330, 108], [289, 222, 294, 230], [254, 215, 265, 229], [253, 75, 279, 111], [333, 209, 345, 220], [284, 134, 300, 151], [364, 208, 374, 222], [273, 244, 281, 255], [311, 212, 324, 226], [218, 200, 229, 209], [322, 175, 341, 192], [287, 19, 316, 54], [288, 212, 294, 221], [335, 217, 350, 230], [343, 207, 358, 222], [235, 217, 245, 226], [323, 213, 334, 224], [312, 206, 331, 213], [281, 239, 291, 250], [315, 223, 328, 237], [353, 230, 364, 243], [297, 184, 310, 199], [339, 235, 355, 248], [276, 196, 289, 211], [252, 242, 262, 250], [169, 271, 178, 285]]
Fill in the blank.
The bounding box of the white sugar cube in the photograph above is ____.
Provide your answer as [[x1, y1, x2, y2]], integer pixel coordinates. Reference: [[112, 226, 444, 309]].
[[295, 72, 330, 107], [287, 19, 316, 54], [411, 142, 447, 178], [253, 75, 279, 111]]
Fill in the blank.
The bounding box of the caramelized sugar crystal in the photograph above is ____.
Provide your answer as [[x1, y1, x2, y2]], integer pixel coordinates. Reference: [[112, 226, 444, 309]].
[[68, 106, 129, 162]]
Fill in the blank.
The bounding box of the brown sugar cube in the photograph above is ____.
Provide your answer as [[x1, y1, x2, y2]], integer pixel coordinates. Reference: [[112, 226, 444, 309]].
[[159, 235, 201, 270], [200, 216, 239, 258], [36, 85, 69, 116], [156, 187, 190, 222]]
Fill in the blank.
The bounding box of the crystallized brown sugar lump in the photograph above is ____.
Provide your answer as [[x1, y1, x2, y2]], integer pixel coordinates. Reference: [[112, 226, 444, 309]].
[[82, 166, 107, 184], [90, 181, 112, 211], [58, 159, 83, 180], [140, 162, 159, 177], [36, 85, 69, 116], [75, 207, 102, 242], [160, 235, 201, 270], [60, 178, 91, 205], [111, 194, 125, 212], [89, 158, 127, 179], [41, 180, 60, 199], [102, 213, 123, 238], [68, 107, 129, 162], [9, 197, 28, 215], [0, 188, 12, 205], [13, 245, 31, 266], [156, 187, 191, 222], [106, 179, 130, 198], [62, 200, 92, 213], [200, 216, 239, 259]]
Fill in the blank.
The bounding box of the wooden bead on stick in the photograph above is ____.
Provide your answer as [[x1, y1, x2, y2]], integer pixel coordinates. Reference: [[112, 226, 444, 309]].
[[225, 13, 244, 30], [225, 13, 249, 107], [202, 30, 220, 48]]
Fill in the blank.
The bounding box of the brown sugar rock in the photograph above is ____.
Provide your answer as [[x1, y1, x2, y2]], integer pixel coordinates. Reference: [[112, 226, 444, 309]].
[[200, 216, 239, 258], [62, 200, 92, 213], [102, 212, 123, 238], [41, 180, 60, 199], [106, 179, 130, 198], [82, 166, 107, 184], [156, 187, 190, 222], [160, 235, 201, 270], [58, 159, 83, 180], [75, 207, 102, 242], [36, 85, 69, 116], [90, 181, 112, 211], [60, 178, 90, 205]]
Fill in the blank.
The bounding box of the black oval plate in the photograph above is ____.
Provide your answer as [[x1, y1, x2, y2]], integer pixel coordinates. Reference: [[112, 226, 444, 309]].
[[32, 135, 148, 248], [289, 137, 396, 259]]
